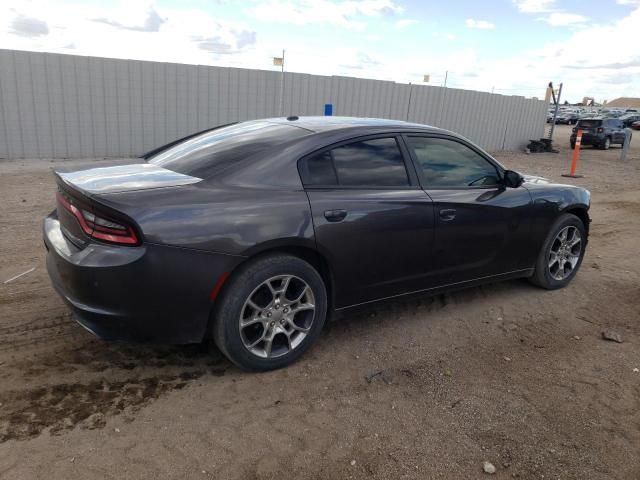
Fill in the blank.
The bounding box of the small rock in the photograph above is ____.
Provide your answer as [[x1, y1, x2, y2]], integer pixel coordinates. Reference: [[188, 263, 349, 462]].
[[365, 370, 383, 383], [350, 460, 356, 466], [573, 335, 581, 340], [82, 413, 106, 430], [443, 368, 452, 377], [483, 461, 496, 474], [633, 368, 639, 373], [503, 356, 511, 362], [70, 457, 75, 463], [601, 329, 623, 343], [114, 428, 120, 433]]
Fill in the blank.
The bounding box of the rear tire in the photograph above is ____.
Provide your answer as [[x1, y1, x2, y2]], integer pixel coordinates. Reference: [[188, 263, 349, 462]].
[[529, 213, 586, 290], [212, 254, 327, 371], [600, 136, 611, 150]]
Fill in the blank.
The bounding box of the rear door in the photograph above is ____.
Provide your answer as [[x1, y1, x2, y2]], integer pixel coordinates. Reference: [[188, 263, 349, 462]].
[[300, 135, 435, 308], [403, 135, 533, 286]]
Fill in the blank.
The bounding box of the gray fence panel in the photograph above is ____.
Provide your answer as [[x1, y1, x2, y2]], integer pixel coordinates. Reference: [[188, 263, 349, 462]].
[[0, 49, 547, 159]]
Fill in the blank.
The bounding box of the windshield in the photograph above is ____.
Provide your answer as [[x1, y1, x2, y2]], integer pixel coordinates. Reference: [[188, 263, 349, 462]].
[[149, 121, 310, 179]]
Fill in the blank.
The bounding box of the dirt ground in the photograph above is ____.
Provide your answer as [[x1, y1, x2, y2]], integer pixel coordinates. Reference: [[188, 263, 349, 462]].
[[0, 125, 639, 479]]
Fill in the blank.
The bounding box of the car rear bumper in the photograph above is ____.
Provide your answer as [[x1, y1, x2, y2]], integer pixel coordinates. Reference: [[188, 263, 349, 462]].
[[44, 211, 243, 344], [571, 133, 604, 146]]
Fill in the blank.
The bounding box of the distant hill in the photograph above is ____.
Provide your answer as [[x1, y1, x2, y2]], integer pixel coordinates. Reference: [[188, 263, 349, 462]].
[[606, 97, 640, 108]]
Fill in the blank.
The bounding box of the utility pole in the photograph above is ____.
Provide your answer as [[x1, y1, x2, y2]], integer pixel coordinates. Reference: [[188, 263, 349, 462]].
[[548, 81, 562, 143], [444, 70, 448, 88]]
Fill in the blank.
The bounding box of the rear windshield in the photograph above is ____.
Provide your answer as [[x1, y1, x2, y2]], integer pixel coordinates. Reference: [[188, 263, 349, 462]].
[[577, 119, 602, 128], [149, 122, 309, 179]]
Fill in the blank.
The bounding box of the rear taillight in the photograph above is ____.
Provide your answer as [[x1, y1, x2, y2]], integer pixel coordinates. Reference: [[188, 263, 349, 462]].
[[597, 127, 604, 133], [56, 193, 139, 246]]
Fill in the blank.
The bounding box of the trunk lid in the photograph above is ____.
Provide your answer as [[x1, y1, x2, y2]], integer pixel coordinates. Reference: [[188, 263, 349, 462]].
[[53, 163, 201, 247], [55, 162, 202, 195]]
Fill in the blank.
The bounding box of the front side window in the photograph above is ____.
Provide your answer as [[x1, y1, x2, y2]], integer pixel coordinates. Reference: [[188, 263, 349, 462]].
[[406, 137, 500, 188], [300, 137, 409, 187]]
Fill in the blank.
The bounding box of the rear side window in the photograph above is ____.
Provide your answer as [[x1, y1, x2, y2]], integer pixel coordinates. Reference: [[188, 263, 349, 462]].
[[300, 137, 409, 187], [149, 121, 309, 179], [578, 119, 602, 128]]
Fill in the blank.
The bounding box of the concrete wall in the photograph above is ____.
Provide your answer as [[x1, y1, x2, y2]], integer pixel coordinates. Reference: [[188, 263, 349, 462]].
[[0, 49, 547, 159]]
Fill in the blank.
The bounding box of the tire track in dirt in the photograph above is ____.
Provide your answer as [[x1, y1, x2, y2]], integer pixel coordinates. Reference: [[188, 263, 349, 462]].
[[0, 371, 206, 443]]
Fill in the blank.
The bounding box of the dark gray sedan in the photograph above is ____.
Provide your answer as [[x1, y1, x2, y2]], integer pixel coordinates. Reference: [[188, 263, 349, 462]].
[[44, 117, 590, 370]]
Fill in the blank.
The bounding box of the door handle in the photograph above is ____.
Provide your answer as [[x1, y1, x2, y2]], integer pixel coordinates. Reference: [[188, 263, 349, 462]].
[[439, 208, 456, 221], [324, 209, 347, 222]]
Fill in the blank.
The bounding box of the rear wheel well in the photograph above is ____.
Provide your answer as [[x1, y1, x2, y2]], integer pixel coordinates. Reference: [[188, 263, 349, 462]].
[[218, 246, 334, 311]]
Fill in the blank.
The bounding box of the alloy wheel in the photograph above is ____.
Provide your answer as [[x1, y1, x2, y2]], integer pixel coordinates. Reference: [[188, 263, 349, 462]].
[[239, 275, 316, 358], [548, 226, 582, 281]]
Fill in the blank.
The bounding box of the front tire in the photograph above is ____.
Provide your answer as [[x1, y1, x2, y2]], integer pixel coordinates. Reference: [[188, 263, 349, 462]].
[[212, 254, 327, 371], [529, 213, 586, 290]]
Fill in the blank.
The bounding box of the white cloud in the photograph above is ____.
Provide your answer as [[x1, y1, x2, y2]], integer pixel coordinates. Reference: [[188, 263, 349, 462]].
[[482, 6, 640, 101], [542, 12, 588, 26], [512, 0, 555, 13], [465, 18, 495, 29], [11, 15, 49, 37], [513, 0, 589, 26], [395, 19, 418, 28], [0, 1, 257, 62], [616, 0, 640, 5], [247, 0, 403, 31]]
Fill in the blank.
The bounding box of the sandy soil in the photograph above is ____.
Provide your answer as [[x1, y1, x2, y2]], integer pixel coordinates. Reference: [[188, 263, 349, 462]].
[[0, 125, 639, 479]]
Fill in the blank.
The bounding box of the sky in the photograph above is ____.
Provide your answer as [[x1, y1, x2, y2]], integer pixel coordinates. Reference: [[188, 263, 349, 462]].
[[1, 0, 639, 103]]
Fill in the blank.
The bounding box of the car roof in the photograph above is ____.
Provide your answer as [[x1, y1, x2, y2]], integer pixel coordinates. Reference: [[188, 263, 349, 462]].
[[263, 116, 443, 134]]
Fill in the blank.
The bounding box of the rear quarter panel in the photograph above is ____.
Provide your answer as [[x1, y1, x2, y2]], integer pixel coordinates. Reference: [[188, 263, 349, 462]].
[[95, 184, 316, 256]]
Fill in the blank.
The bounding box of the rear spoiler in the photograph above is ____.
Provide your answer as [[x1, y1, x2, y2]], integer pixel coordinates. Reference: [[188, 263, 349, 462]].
[[139, 122, 237, 160]]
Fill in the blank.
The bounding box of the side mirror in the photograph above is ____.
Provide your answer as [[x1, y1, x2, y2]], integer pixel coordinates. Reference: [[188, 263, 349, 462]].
[[503, 170, 524, 188]]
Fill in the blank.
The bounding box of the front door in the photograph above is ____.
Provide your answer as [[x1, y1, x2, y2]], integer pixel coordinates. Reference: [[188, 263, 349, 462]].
[[403, 135, 532, 286], [299, 135, 435, 308]]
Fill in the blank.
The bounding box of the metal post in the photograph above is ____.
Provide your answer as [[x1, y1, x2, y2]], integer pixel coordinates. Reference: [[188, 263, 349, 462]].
[[405, 82, 413, 121], [620, 128, 632, 161], [549, 82, 562, 142], [279, 49, 285, 116], [444, 70, 448, 88]]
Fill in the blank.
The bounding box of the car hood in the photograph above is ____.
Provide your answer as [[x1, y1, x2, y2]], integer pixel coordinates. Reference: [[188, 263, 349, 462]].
[[521, 173, 550, 184], [55, 162, 202, 195]]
